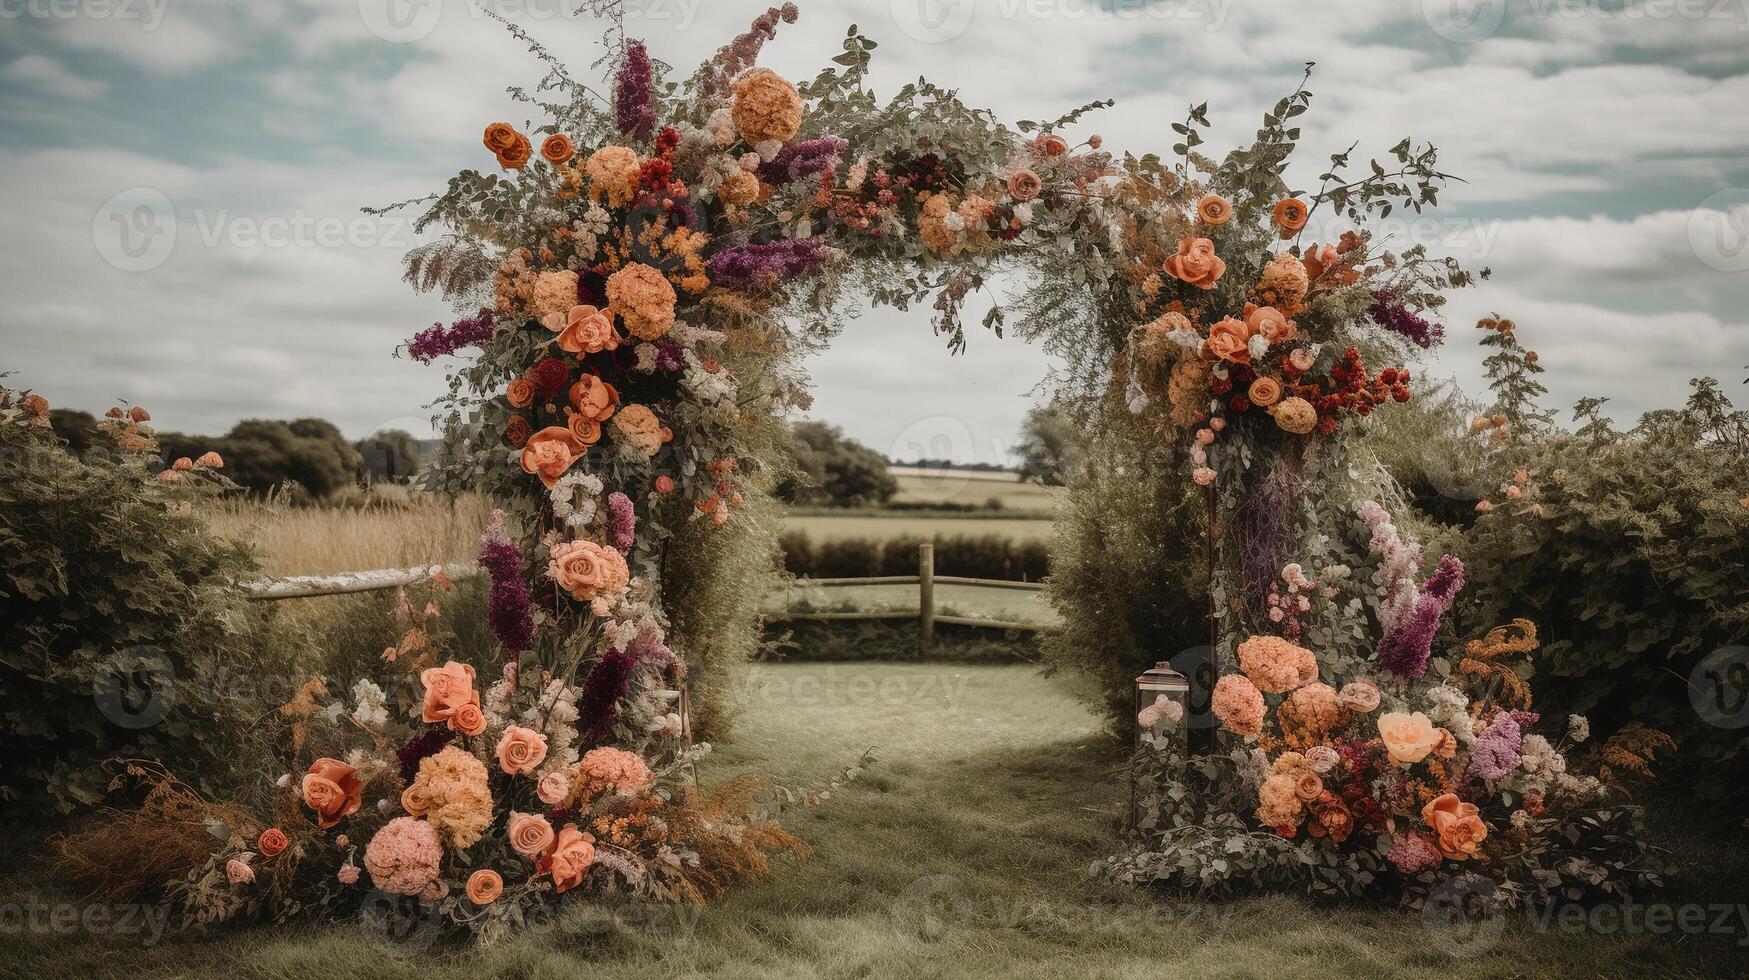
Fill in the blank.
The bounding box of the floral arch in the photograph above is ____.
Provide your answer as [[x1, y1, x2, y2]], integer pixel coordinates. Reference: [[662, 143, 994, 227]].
[[185, 1, 1657, 937]]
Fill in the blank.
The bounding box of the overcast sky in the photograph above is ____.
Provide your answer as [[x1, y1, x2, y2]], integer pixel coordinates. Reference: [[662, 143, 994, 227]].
[[3, 0, 1747, 465]]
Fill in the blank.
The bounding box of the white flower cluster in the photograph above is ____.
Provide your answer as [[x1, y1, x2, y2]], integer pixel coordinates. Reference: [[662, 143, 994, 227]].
[[568, 202, 612, 268], [668, 321, 726, 348], [681, 350, 737, 409], [550, 470, 603, 529], [527, 678, 582, 772], [351, 678, 388, 728], [1514, 733, 1568, 796], [1358, 500, 1424, 632], [1423, 684, 1474, 743], [634, 343, 660, 373]]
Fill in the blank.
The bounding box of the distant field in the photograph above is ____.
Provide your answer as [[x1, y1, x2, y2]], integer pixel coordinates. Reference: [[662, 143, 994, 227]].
[[888, 467, 1062, 513], [783, 514, 1055, 542], [204, 489, 491, 577]]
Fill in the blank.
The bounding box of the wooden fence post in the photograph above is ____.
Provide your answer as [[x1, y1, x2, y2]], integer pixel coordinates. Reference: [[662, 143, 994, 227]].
[[918, 541, 935, 655]]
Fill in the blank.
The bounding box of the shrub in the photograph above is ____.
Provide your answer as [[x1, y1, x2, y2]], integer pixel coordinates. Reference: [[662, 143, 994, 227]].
[[761, 615, 1038, 663], [775, 421, 897, 507], [158, 418, 362, 499], [777, 531, 1050, 581]]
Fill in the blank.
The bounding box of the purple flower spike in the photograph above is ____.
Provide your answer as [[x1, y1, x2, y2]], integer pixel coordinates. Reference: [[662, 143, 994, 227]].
[[1376, 554, 1464, 680]]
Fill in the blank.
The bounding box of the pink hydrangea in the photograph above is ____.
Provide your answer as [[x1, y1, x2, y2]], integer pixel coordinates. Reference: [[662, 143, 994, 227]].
[[1212, 674, 1265, 738], [577, 747, 653, 796], [363, 817, 443, 896], [1237, 636, 1313, 693], [1387, 832, 1444, 874]]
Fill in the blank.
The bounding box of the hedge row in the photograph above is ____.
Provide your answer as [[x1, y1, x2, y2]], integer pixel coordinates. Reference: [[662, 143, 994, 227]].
[[777, 530, 1050, 581]]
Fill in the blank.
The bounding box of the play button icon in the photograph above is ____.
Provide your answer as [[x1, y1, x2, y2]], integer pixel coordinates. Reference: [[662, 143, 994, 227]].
[[891, 0, 976, 43]]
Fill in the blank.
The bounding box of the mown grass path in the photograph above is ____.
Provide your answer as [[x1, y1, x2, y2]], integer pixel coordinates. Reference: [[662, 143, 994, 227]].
[[14, 663, 1747, 979]]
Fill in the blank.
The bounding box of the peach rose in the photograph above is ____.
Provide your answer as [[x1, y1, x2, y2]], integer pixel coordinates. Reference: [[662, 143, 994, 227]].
[[1288, 347, 1317, 372], [226, 858, 255, 886], [1203, 317, 1253, 365], [1245, 304, 1297, 344], [1195, 194, 1232, 226], [540, 133, 574, 166], [258, 828, 288, 858], [1248, 376, 1283, 408], [450, 701, 488, 737], [420, 660, 479, 727], [400, 783, 432, 817], [537, 824, 596, 894], [568, 374, 619, 423], [520, 426, 588, 487], [496, 726, 549, 776], [1293, 772, 1324, 802], [301, 758, 363, 829], [507, 811, 554, 860], [466, 869, 504, 905], [1037, 134, 1068, 156], [1378, 710, 1441, 764], [506, 378, 536, 409], [547, 539, 630, 602], [556, 304, 620, 355], [566, 412, 603, 447], [537, 769, 572, 806], [1422, 793, 1489, 861], [1273, 198, 1308, 235], [1162, 237, 1226, 290], [1007, 169, 1042, 201]]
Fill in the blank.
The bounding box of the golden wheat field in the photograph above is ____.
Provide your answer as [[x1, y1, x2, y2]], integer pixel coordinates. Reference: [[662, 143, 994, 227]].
[[887, 467, 1062, 513], [203, 487, 493, 577]]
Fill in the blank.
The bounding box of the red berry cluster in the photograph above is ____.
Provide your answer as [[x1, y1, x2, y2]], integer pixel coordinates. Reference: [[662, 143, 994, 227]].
[[1294, 348, 1412, 434], [635, 128, 689, 210]]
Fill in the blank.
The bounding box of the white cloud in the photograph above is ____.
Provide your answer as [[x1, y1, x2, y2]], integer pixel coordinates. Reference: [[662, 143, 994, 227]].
[[0, 53, 107, 99]]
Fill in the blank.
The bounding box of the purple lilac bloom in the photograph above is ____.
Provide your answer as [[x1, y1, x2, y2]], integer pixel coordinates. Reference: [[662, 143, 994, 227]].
[[396, 728, 454, 781], [1467, 712, 1524, 785], [576, 647, 636, 745], [406, 310, 494, 363], [705, 237, 833, 294], [759, 137, 849, 185], [607, 492, 636, 552], [1367, 290, 1443, 349], [627, 624, 677, 677], [1376, 554, 1465, 680], [614, 41, 656, 142], [478, 509, 534, 653]]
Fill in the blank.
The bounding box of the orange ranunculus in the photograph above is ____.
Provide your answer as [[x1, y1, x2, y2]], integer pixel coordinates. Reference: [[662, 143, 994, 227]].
[[1007, 169, 1042, 201], [1273, 198, 1309, 236], [565, 412, 602, 447], [568, 374, 619, 423], [497, 132, 533, 171], [507, 811, 555, 859], [556, 304, 620, 355], [1162, 237, 1226, 290], [1203, 316, 1253, 365], [519, 426, 588, 487], [466, 869, 504, 905], [450, 701, 488, 737], [301, 758, 363, 829], [540, 134, 574, 166], [258, 828, 289, 857], [1195, 194, 1232, 226], [537, 824, 596, 894], [504, 415, 531, 448], [420, 660, 479, 727], [496, 726, 549, 776], [1037, 134, 1068, 157], [1245, 304, 1297, 344], [1378, 710, 1441, 764], [483, 122, 519, 155], [506, 378, 536, 409], [547, 539, 630, 602], [1248, 376, 1283, 408], [1422, 793, 1489, 861]]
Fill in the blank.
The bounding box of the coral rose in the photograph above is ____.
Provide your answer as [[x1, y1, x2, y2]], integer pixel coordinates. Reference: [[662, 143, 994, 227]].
[[450, 701, 488, 737], [1422, 793, 1489, 861], [568, 374, 619, 423], [1247, 376, 1283, 408], [612, 404, 672, 457], [537, 824, 596, 894], [1162, 237, 1226, 290], [1287, 347, 1317, 373], [506, 378, 536, 409], [566, 412, 603, 447], [466, 869, 504, 905], [606, 263, 676, 341], [400, 783, 432, 817], [1007, 169, 1042, 201], [520, 426, 588, 487], [1378, 710, 1441, 764], [507, 811, 555, 860], [1245, 304, 1297, 344], [537, 769, 572, 806], [540, 133, 574, 165], [547, 539, 630, 602], [301, 757, 363, 829], [730, 67, 803, 145], [420, 660, 480, 727], [1203, 317, 1252, 365], [1195, 194, 1232, 226], [257, 828, 288, 858], [496, 725, 549, 776], [1037, 134, 1068, 156], [556, 304, 620, 355], [1273, 198, 1309, 236]]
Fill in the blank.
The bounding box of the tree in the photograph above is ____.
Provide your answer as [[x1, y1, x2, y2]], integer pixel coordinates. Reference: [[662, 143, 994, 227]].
[[1014, 401, 1084, 486], [158, 418, 361, 499], [46, 409, 102, 457], [356, 429, 422, 483], [777, 421, 897, 507]]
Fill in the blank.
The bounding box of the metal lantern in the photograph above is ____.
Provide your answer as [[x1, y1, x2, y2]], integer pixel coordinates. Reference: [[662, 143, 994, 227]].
[[1134, 661, 1191, 746]]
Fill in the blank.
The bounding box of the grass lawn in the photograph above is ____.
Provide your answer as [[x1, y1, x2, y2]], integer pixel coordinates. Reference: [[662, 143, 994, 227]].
[[12, 663, 1746, 979], [887, 468, 1063, 513], [771, 581, 1057, 624]]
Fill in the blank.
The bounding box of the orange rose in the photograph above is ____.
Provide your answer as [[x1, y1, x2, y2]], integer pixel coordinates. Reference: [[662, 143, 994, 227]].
[[466, 869, 504, 905], [1162, 237, 1226, 290], [496, 725, 549, 776], [1273, 198, 1308, 236], [1248, 376, 1283, 408], [1203, 316, 1253, 365], [566, 412, 602, 447], [400, 783, 432, 817], [1195, 194, 1232, 226], [1007, 169, 1042, 201], [1293, 772, 1324, 802], [506, 378, 536, 409], [540, 133, 574, 166], [258, 828, 288, 857], [450, 701, 488, 737], [420, 660, 479, 727], [1037, 134, 1068, 156], [536, 824, 596, 894], [497, 132, 532, 171], [1378, 711, 1440, 764], [1422, 793, 1489, 861], [1245, 304, 1297, 344], [1307, 791, 1354, 843], [556, 304, 620, 355], [483, 122, 519, 155], [1302, 243, 1340, 280], [519, 426, 587, 487], [505, 415, 531, 447], [568, 374, 619, 423], [507, 811, 555, 859], [301, 758, 363, 829], [547, 539, 630, 602]]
